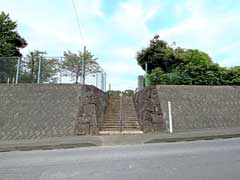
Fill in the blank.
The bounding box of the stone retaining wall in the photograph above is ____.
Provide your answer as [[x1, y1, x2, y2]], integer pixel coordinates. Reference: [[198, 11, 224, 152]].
[[134, 86, 166, 132], [157, 85, 240, 131], [75, 85, 107, 135], [0, 84, 107, 140], [134, 85, 240, 132]]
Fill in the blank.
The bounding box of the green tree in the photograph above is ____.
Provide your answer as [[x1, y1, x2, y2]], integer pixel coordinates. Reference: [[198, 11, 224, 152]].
[[148, 68, 181, 85], [176, 50, 224, 85], [0, 12, 27, 82], [20, 51, 59, 83], [223, 66, 240, 85], [138, 35, 240, 86], [63, 50, 99, 84], [136, 35, 181, 73]]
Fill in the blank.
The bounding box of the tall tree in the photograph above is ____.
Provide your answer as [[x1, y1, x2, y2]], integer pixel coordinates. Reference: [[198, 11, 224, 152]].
[[136, 35, 180, 73], [63, 50, 99, 84], [0, 11, 27, 82], [20, 50, 59, 83], [140, 35, 240, 86]]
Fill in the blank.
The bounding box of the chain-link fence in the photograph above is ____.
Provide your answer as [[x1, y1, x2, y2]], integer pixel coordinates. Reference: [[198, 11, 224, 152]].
[[0, 56, 107, 91], [0, 57, 20, 83]]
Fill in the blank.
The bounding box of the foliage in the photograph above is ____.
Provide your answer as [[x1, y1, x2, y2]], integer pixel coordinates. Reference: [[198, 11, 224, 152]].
[[19, 50, 59, 83], [62, 50, 99, 84], [136, 35, 180, 73], [107, 90, 122, 96], [148, 68, 181, 85], [123, 89, 134, 96], [223, 66, 240, 85], [107, 90, 134, 96], [0, 11, 27, 82], [138, 35, 240, 86]]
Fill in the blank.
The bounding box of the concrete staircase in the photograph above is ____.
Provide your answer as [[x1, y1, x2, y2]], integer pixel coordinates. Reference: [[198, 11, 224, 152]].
[[100, 94, 142, 135]]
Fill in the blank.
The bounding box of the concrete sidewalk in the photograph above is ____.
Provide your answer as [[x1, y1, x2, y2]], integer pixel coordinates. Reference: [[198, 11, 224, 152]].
[[1, 127, 240, 152]]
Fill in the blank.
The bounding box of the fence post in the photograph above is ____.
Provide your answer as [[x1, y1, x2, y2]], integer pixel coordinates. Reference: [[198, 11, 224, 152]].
[[168, 101, 173, 133], [104, 72, 106, 92], [37, 56, 42, 84], [15, 57, 20, 84], [59, 57, 63, 84], [96, 72, 98, 88]]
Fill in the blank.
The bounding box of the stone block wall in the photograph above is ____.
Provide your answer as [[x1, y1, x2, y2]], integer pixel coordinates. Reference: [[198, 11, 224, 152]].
[[0, 84, 107, 140], [134, 85, 240, 132], [157, 85, 240, 131]]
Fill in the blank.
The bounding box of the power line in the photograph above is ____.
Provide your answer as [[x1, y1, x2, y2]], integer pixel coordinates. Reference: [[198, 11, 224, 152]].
[[71, 0, 85, 46]]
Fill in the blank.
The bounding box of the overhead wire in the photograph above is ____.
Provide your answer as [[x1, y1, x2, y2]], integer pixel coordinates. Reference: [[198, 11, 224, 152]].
[[71, 0, 85, 47]]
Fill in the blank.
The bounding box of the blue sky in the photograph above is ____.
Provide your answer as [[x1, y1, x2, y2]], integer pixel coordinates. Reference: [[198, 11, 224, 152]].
[[1, 0, 240, 90]]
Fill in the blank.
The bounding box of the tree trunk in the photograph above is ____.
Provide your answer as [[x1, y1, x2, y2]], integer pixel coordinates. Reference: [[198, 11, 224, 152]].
[[75, 75, 79, 84]]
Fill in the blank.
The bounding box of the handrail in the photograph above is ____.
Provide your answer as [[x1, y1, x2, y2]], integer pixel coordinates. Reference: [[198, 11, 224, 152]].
[[119, 92, 123, 132]]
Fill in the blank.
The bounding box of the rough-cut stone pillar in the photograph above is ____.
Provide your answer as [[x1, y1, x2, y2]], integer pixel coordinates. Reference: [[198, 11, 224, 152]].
[[134, 86, 166, 132], [75, 85, 108, 135]]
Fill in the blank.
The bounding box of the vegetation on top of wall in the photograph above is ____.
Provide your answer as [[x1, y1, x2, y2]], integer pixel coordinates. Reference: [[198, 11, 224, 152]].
[[136, 35, 240, 85], [107, 90, 134, 96]]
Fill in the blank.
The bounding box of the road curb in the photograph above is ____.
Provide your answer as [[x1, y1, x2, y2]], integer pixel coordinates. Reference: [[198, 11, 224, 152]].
[[144, 133, 240, 144], [0, 143, 97, 152], [1, 130, 240, 152]]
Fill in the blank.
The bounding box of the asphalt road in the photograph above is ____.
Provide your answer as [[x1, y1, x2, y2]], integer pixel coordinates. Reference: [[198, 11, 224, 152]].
[[0, 138, 240, 180]]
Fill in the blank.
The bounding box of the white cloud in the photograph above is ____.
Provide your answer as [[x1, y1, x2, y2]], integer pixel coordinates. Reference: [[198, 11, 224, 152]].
[[159, 0, 240, 66], [112, 48, 137, 59], [111, 0, 160, 43], [0, 0, 105, 54]]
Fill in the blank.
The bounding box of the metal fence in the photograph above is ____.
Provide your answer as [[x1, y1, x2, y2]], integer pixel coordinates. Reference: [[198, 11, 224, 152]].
[[0, 56, 107, 91]]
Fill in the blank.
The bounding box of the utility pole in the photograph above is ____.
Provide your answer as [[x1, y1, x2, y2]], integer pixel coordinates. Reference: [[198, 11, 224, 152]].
[[37, 56, 41, 84], [37, 51, 46, 84], [81, 46, 86, 85], [83, 46, 86, 85]]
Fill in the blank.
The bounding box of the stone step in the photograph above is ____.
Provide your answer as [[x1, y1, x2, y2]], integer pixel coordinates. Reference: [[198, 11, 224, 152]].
[[104, 113, 119, 116], [104, 117, 119, 119], [102, 94, 140, 132], [103, 124, 139, 127], [99, 130, 143, 135], [105, 108, 120, 111], [102, 125, 140, 129], [104, 111, 120, 114], [102, 126, 140, 130], [103, 119, 138, 122], [103, 122, 139, 125], [104, 119, 138, 123], [103, 123, 139, 126], [101, 126, 140, 129], [108, 100, 120, 102], [101, 127, 141, 131], [104, 112, 137, 114]]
